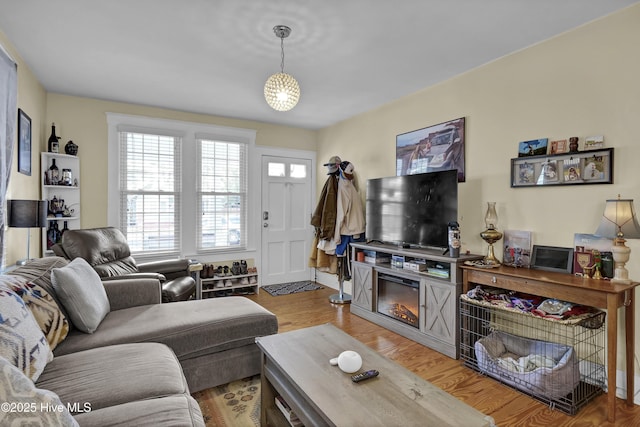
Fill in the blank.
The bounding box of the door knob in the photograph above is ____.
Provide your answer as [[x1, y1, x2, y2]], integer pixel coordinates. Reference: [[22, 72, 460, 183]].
[[263, 223, 269, 228]]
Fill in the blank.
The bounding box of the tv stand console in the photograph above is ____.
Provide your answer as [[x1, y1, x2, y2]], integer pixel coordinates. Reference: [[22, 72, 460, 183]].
[[349, 242, 482, 358]]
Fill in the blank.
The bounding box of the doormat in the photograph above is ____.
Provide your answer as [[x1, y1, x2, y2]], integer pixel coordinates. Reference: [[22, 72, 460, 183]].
[[192, 375, 260, 427], [262, 281, 323, 296]]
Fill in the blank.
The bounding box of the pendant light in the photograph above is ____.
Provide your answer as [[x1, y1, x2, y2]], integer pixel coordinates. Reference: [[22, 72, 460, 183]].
[[264, 25, 300, 111]]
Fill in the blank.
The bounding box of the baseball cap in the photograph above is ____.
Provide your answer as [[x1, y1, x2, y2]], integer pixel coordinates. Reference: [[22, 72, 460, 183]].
[[340, 161, 354, 175], [323, 155, 341, 174]]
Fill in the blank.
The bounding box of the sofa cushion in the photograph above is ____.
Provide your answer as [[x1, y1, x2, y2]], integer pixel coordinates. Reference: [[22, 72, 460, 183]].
[[54, 297, 278, 360], [8, 257, 71, 320], [36, 343, 188, 413], [3, 276, 69, 350], [51, 257, 110, 333], [73, 394, 205, 427], [0, 356, 78, 427], [0, 283, 53, 381]]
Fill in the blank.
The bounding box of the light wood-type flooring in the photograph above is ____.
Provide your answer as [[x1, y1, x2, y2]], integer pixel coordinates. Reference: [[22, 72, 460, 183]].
[[245, 285, 639, 426]]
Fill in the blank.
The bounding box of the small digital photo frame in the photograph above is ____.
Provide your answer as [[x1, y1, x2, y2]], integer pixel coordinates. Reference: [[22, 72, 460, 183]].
[[530, 245, 574, 274]]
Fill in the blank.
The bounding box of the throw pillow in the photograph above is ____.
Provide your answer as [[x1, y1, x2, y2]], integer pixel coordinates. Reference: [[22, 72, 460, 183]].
[[9, 257, 71, 321], [0, 284, 53, 382], [51, 258, 110, 334], [3, 275, 69, 350], [0, 356, 79, 427]]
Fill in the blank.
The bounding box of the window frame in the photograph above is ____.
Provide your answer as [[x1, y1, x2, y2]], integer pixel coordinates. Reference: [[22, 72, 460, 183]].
[[196, 135, 248, 252], [107, 113, 256, 262]]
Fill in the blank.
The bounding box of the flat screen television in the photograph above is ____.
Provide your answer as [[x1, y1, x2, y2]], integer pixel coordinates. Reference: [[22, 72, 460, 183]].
[[365, 169, 458, 250]]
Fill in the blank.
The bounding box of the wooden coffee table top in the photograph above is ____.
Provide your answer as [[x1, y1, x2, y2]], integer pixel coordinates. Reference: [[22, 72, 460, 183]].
[[256, 323, 494, 427]]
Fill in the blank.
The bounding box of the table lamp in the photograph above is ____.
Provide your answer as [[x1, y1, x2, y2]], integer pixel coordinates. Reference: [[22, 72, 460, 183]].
[[7, 199, 48, 265], [480, 202, 503, 265], [594, 196, 640, 284]]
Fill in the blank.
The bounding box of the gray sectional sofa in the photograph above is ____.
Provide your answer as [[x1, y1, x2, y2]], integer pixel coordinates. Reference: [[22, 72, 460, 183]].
[[0, 256, 278, 426]]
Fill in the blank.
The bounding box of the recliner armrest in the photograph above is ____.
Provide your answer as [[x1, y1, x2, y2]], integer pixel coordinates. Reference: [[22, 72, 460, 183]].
[[137, 258, 192, 275], [101, 272, 167, 282], [103, 278, 162, 310]]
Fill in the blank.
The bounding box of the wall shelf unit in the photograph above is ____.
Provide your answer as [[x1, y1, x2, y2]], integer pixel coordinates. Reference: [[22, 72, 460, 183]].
[[40, 152, 80, 255]]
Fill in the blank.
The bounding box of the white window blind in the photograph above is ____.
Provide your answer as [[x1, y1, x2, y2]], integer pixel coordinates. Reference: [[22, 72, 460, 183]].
[[119, 131, 182, 256], [197, 138, 247, 250]]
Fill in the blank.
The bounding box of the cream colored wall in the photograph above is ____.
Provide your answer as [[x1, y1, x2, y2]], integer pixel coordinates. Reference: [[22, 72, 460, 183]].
[[45, 94, 317, 229], [318, 5, 640, 379], [1, 29, 47, 265]]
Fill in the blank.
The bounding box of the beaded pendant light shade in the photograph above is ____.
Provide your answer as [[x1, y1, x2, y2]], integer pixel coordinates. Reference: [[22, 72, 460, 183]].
[[264, 25, 300, 112]]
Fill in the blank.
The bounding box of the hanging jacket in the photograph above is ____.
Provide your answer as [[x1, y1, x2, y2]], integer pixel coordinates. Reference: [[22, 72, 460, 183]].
[[334, 174, 365, 244], [310, 175, 338, 240]]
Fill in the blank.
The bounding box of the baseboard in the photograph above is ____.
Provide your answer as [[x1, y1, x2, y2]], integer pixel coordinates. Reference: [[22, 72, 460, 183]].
[[313, 269, 352, 294], [615, 369, 640, 405]]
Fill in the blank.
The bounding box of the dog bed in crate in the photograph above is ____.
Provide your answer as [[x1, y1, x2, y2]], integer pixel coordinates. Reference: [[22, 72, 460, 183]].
[[475, 330, 580, 399]]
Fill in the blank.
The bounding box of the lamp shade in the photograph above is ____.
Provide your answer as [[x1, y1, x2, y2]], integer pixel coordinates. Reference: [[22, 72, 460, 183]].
[[264, 72, 300, 111], [594, 198, 640, 239], [7, 200, 48, 228]]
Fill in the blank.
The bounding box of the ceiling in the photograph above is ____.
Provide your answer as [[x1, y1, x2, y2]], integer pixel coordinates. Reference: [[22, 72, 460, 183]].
[[0, 1, 637, 130]]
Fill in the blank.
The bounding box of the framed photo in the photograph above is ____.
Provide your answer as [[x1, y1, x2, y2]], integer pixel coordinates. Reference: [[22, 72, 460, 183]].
[[396, 117, 465, 182], [517, 138, 548, 157], [503, 230, 532, 268], [537, 159, 559, 184], [584, 135, 604, 151], [511, 147, 613, 187], [549, 139, 567, 154], [17, 108, 31, 176], [531, 245, 574, 274]]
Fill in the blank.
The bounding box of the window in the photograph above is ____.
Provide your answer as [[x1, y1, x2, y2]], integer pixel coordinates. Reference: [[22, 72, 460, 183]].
[[197, 137, 247, 250], [118, 131, 181, 256], [107, 114, 256, 259]]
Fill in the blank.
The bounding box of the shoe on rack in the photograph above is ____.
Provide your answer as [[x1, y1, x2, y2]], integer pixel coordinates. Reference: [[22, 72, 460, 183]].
[[240, 260, 248, 275], [249, 275, 257, 284], [225, 279, 233, 287], [241, 277, 249, 285], [215, 280, 224, 288], [215, 266, 223, 278], [231, 261, 241, 276]]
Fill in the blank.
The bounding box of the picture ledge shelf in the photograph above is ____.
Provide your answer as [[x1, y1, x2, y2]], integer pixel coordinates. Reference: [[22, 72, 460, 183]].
[[511, 147, 613, 188]]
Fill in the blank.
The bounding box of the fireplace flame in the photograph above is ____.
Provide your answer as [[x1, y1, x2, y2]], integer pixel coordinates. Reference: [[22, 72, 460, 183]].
[[387, 303, 419, 326]]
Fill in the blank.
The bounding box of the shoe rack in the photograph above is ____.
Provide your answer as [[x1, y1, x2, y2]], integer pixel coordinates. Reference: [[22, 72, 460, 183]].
[[198, 258, 259, 298]]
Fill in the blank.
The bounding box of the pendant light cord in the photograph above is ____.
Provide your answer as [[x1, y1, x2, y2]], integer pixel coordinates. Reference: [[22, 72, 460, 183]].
[[280, 36, 285, 73]]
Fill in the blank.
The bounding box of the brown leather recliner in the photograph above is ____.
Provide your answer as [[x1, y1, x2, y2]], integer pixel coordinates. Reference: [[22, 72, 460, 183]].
[[52, 227, 196, 302]]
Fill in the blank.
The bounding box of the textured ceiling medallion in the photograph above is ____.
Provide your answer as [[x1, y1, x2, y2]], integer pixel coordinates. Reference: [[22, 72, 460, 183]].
[[264, 25, 300, 112]]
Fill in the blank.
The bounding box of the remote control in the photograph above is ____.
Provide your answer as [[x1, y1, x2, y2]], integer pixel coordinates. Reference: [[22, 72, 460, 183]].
[[351, 369, 379, 383]]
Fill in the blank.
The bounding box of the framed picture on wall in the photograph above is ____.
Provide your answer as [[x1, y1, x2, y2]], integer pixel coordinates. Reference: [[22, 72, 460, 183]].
[[517, 138, 548, 157], [17, 108, 31, 176], [395, 117, 465, 182]]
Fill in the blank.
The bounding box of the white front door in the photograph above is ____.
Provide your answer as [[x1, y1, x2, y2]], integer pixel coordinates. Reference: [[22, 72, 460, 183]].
[[261, 155, 314, 285]]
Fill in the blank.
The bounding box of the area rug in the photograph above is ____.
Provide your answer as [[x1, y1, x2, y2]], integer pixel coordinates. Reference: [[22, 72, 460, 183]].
[[192, 375, 260, 427], [262, 281, 324, 296]]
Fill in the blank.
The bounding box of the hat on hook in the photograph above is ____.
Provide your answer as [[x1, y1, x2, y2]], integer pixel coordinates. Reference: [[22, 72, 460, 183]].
[[323, 155, 341, 174]]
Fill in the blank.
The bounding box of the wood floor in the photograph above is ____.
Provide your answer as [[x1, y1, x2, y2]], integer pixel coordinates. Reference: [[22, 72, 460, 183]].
[[245, 285, 639, 427]]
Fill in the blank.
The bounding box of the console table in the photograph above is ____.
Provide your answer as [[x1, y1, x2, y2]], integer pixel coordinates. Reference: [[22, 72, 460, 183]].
[[461, 264, 638, 423]]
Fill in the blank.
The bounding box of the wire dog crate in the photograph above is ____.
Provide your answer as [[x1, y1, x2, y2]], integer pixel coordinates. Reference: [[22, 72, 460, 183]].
[[460, 295, 606, 415]]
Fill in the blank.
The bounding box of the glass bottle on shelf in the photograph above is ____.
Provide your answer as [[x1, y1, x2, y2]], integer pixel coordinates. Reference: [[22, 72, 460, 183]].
[[61, 221, 69, 237], [47, 221, 58, 249], [48, 159, 60, 185], [48, 122, 60, 153]]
